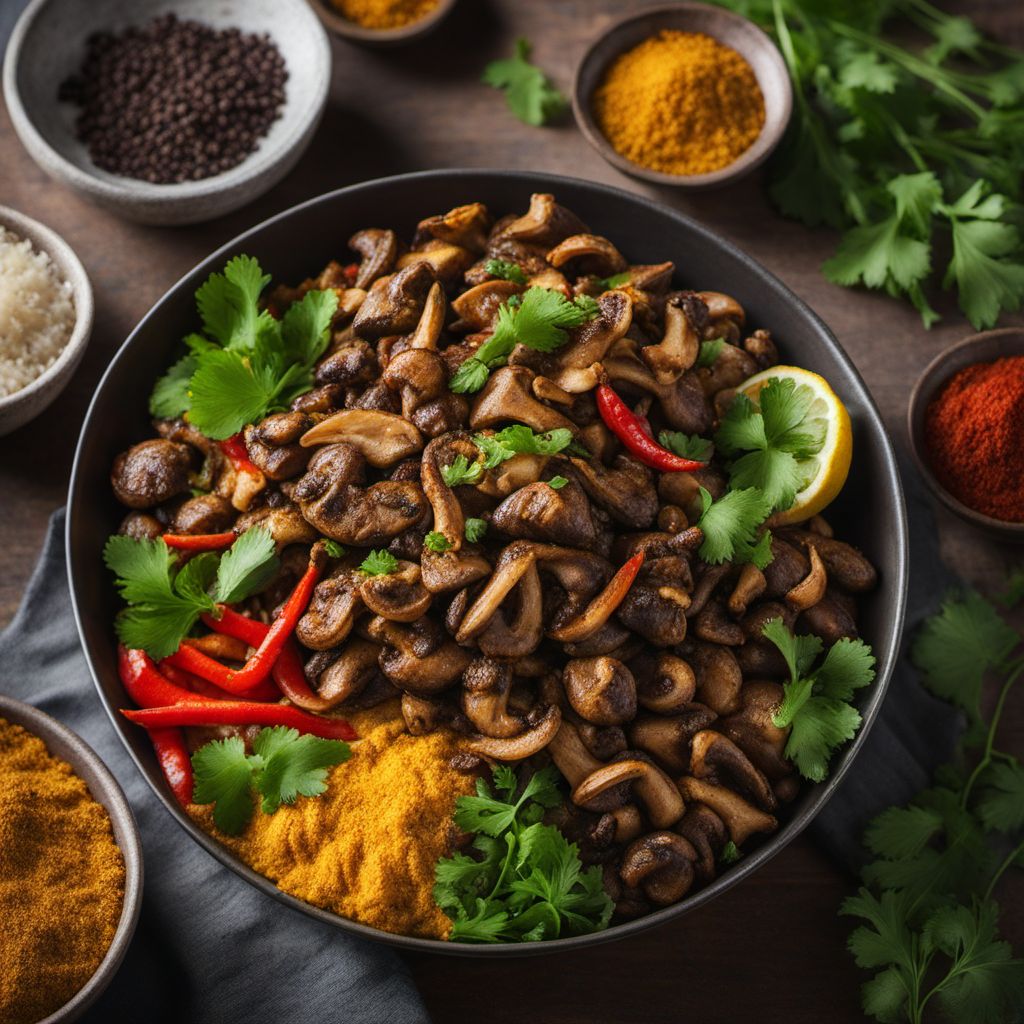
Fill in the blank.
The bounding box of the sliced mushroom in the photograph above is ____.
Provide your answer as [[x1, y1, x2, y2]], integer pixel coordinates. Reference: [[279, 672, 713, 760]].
[[573, 754, 685, 828], [366, 615, 473, 695], [720, 680, 791, 781], [169, 493, 234, 535], [234, 504, 319, 550], [470, 366, 577, 434], [420, 547, 492, 595], [562, 657, 637, 726], [300, 409, 424, 467], [694, 600, 745, 646], [728, 563, 767, 618], [314, 340, 379, 389], [111, 439, 192, 509], [244, 412, 314, 481], [407, 282, 446, 350], [296, 566, 363, 650], [785, 543, 827, 610], [620, 832, 697, 906], [676, 777, 778, 845], [352, 262, 437, 339], [494, 193, 588, 246], [783, 531, 878, 593], [450, 279, 520, 332], [689, 643, 743, 716], [548, 555, 645, 644], [675, 803, 729, 883], [639, 293, 703, 384], [569, 453, 658, 529], [461, 657, 522, 738], [591, 804, 644, 847], [490, 477, 597, 548], [690, 730, 777, 811], [616, 579, 690, 647], [547, 720, 630, 812], [402, 692, 465, 735], [546, 233, 627, 277], [359, 560, 431, 621], [541, 291, 633, 393], [349, 228, 398, 289], [307, 638, 383, 709], [799, 591, 858, 644], [396, 241, 475, 286], [455, 541, 536, 641], [627, 705, 718, 775], [477, 560, 544, 658], [466, 704, 562, 760], [629, 652, 697, 713], [420, 432, 480, 551], [414, 202, 491, 253]]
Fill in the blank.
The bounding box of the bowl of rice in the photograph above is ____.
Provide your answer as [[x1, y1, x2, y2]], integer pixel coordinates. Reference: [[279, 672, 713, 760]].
[[0, 205, 93, 436]]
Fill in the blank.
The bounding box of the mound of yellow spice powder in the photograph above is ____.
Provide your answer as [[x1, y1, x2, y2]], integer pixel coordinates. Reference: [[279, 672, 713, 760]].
[[329, 0, 439, 30], [0, 717, 125, 1024], [593, 30, 766, 176], [192, 700, 474, 939]]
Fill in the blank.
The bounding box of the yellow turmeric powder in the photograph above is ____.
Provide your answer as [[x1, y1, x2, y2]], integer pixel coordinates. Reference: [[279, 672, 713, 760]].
[[192, 700, 474, 939], [329, 0, 439, 30], [0, 717, 126, 1024], [593, 30, 766, 176]]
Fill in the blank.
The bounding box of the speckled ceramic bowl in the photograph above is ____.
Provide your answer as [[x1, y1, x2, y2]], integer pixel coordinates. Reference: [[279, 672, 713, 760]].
[[0, 205, 93, 436], [2, 0, 331, 225], [309, 0, 458, 47], [0, 695, 142, 1023]]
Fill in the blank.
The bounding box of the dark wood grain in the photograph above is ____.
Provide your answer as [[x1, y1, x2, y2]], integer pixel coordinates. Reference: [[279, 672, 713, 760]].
[[1, 1, 1021, 1020]]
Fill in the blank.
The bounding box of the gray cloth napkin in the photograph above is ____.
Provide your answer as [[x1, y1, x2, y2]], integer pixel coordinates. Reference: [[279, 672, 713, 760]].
[[0, 509, 430, 1024]]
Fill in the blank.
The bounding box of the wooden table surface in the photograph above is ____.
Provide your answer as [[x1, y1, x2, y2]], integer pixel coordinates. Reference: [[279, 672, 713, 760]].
[[2, 1, 1022, 1021]]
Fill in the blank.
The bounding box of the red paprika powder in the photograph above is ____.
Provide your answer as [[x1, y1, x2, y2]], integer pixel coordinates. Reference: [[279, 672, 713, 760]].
[[924, 355, 1024, 522]]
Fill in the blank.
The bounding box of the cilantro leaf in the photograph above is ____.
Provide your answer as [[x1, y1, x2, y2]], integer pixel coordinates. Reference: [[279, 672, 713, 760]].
[[659, 431, 713, 463], [424, 531, 452, 553], [484, 259, 527, 284], [547, 476, 568, 490], [762, 616, 824, 682], [322, 539, 346, 559], [473, 426, 573, 469], [482, 38, 567, 127], [195, 254, 274, 351], [359, 550, 398, 576], [864, 805, 943, 861], [441, 454, 484, 487], [696, 338, 725, 368], [597, 271, 631, 289], [720, 841, 741, 865], [280, 288, 338, 368], [464, 518, 488, 543], [449, 358, 491, 395], [149, 353, 196, 418], [214, 527, 279, 605], [252, 727, 350, 815], [975, 761, 1024, 834], [192, 736, 257, 835], [696, 487, 773, 568]]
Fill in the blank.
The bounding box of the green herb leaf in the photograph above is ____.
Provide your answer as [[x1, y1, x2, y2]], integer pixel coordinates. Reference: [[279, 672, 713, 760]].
[[482, 38, 567, 127], [975, 761, 1024, 834], [192, 736, 257, 835], [546, 475, 568, 490], [322, 539, 346, 559], [696, 338, 725, 368], [696, 487, 773, 568], [473, 425, 574, 469], [597, 271, 631, 289], [359, 550, 399, 577], [441, 454, 484, 487], [449, 358, 492, 395], [484, 258, 527, 284], [720, 841, 741, 865], [252, 726, 350, 815], [149, 353, 197, 418], [658, 430, 713, 463], [464, 518, 488, 543], [214, 527, 279, 605], [195, 254, 274, 351], [424, 531, 452, 553]]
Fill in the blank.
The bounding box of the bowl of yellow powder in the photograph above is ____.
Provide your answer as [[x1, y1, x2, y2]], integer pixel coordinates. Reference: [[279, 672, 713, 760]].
[[312, 0, 456, 46], [0, 695, 142, 1024], [573, 3, 793, 188]]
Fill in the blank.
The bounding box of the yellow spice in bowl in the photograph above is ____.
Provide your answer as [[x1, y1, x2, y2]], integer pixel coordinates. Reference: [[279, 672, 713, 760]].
[[593, 29, 766, 176], [329, 0, 439, 30], [193, 700, 475, 939]]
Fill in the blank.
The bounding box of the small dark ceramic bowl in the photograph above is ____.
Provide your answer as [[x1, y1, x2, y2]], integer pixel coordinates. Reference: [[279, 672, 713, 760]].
[[908, 327, 1024, 542], [309, 0, 457, 47], [0, 695, 143, 1023], [68, 169, 906, 956], [573, 2, 793, 189]]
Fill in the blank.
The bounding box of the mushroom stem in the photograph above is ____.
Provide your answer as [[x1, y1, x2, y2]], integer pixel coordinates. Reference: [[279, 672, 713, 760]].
[[785, 543, 827, 611]]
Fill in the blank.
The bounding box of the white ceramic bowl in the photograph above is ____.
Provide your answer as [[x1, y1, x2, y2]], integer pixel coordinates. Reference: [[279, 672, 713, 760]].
[[0, 205, 94, 436], [2, 0, 331, 225]]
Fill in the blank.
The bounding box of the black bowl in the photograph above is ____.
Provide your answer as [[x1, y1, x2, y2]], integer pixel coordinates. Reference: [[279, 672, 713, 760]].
[[67, 169, 908, 956]]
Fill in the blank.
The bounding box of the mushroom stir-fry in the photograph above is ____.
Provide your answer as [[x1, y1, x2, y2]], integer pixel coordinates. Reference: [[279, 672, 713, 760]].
[[107, 193, 878, 937]]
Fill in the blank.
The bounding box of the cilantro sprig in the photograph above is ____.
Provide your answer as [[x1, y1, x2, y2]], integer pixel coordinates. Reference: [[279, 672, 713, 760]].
[[839, 585, 1024, 1024], [696, 487, 774, 570], [484, 258, 527, 285], [193, 726, 351, 835], [763, 617, 876, 783], [149, 255, 339, 439], [482, 38, 567, 127], [359, 549, 399, 576], [104, 528, 278, 659], [473, 425, 574, 469], [450, 287, 600, 394], [434, 766, 613, 943]]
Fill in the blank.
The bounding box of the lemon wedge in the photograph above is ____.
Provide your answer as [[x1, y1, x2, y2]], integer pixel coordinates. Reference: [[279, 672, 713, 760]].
[[736, 365, 853, 525]]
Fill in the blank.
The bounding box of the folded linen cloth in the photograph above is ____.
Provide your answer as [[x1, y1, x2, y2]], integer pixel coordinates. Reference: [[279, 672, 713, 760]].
[[0, 509, 430, 1024]]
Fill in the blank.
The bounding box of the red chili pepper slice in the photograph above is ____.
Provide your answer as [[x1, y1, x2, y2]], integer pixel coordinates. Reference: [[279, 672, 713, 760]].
[[118, 645, 222, 708], [547, 550, 645, 642], [162, 531, 237, 551], [595, 383, 705, 472], [342, 262, 360, 287], [149, 728, 194, 806], [122, 703, 357, 741], [219, 433, 260, 476]]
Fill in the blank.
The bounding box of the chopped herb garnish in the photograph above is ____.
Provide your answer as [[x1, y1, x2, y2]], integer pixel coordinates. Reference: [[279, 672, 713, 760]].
[[597, 271, 631, 289], [473, 425, 574, 469], [481, 38, 567, 127], [484, 258, 527, 285], [696, 487, 773, 570], [441, 454, 484, 487], [464, 518, 488, 543], [359, 549, 399, 576], [424, 531, 452, 553], [547, 475, 569, 490], [322, 539, 346, 559], [696, 338, 725, 368], [658, 430, 714, 463]]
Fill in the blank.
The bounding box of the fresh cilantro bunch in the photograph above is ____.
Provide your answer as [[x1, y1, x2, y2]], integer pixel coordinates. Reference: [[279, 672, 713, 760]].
[[840, 586, 1024, 1023], [482, 38, 567, 127], [149, 255, 339, 439], [714, 0, 1024, 328], [104, 528, 279, 659], [763, 617, 876, 782], [450, 287, 600, 394], [193, 726, 351, 835], [434, 766, 613, 943], [716, 378, 827, 512]]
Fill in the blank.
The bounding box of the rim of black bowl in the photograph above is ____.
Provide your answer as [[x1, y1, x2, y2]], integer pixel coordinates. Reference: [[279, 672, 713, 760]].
[[67, 168, 908, 957], [907, 327, 1024, 537]]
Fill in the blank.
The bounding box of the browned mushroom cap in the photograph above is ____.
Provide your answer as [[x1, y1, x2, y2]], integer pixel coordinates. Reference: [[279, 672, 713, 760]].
[[675, 803, 729, 883], [620, 262, 675, 294], [591, 804, 644, 847], [461, 657, 523, 738], [744, 328, 779, 369], [450, 279, 521, 333], [697, 290, 746, 328], [309, 638, 383, 709], [293, 443, 428, 546], [474, 452, 552, 499], [455, 540, 537, 641], [573, 754, 685, 829], [244, 412, 313, 481], [490, 476, 597, 548], [562, 657, 637, 726], [300, 409, 424, 468], [349, 228, 398, 289], [569, 453, 659, 529], [762, 536, 810, 598], [627, 705, 718, 775], [629, 652, 697, 713], [689, 643, 743, 716], [782, 531, 878, 593], [695, 340, 759, 398], [720, 680, 791, 781], [728, 563, 768, 618], [470, 366, 578, 434], [798, 590, 859, 644], [577, 722, 628, 760], [785, 543, 827, 611], [495, 193, 588, 246], [111, 439, 192, 509], [620, 832, 697, 907], [169, 493, 234, 535], [397, 241, 475, 286], [352, 262, 437, 339], [366, 615, 473, 694], [414, 202, 492, 253], [677, 777, 778, 845], [119, 511, 163, 540], [234, 504, 319, 550], [694, 600, 746, 646], [690, 730, 777, 812], [547, 720, 632, 813], [477, 560, 544, 658], [314, 339, 379, 389], [526, 267, 572, 295], [639, 293, 703, 385], [546, 234, 628, 277], [359, 560, 432, 621], [402, 692, 465, 735], [420, 432, 480, 551], [616, 578, 690, 647], [420, 547, 492, 595], [466, 703, 562, 760], [296, 566, 363, 651]]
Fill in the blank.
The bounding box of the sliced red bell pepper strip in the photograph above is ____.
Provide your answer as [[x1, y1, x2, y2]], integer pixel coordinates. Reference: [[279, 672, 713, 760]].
[[162, 531, 237, 551], [149, 727, 194, 806], [219, 433, 261, 476], [122, 703, 357, 741], [118, 645, 222, 708], [202, 608, 334, 712], [596, 382, 705, 472]]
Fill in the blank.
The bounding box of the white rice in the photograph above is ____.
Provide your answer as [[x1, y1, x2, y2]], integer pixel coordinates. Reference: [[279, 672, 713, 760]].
[[0, 226, 76, 398]]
